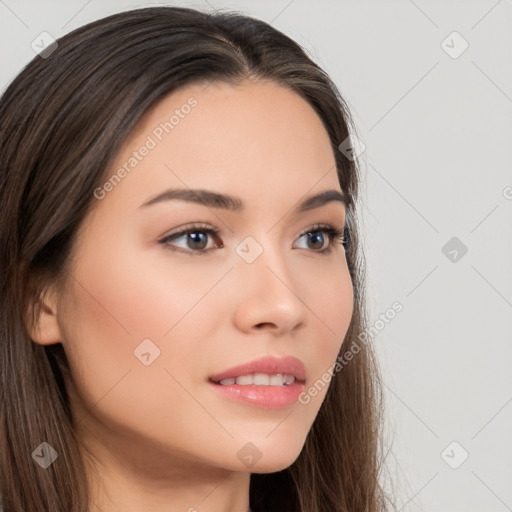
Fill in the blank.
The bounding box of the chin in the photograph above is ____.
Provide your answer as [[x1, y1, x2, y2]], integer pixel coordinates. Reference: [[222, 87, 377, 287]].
[[252, 451, 303, 474], [237, 442, 304, 474]]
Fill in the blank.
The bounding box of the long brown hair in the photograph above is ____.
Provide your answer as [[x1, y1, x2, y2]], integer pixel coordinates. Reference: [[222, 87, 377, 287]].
[[0, 6, 394, 511]]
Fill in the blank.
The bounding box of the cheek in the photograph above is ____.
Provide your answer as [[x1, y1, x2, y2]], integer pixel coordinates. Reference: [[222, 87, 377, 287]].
[[299, 257, 354, 403], [57, 267, 217, 462], [311, 254, 353, 338]]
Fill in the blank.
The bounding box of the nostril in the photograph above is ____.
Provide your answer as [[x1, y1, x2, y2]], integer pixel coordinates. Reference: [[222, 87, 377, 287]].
[[255, 322, 275, 329]]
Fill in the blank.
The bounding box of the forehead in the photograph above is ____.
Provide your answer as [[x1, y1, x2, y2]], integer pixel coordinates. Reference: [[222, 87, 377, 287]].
[[96, 79, 342, 216]]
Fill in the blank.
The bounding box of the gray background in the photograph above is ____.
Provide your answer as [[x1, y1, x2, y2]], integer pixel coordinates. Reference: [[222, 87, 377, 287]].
[[1, 1, 511, 510]]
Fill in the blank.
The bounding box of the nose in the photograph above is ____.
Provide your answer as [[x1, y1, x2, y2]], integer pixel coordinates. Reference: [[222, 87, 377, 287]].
[[232, 240, 307, 336]]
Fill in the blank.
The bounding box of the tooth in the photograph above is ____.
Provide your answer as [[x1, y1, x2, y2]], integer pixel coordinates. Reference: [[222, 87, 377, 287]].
[[253, 373, 270, 385], [217, 373, 297, 386], [269, 374, 284, 385], [235, 375, 254, 385], [284, 375, 295, 385]]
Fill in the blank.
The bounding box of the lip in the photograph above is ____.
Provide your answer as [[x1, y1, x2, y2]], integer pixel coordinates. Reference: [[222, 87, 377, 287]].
[[208, 355, 307, 383], [209, 380, 305, 409], [208, 356, 307, 410]]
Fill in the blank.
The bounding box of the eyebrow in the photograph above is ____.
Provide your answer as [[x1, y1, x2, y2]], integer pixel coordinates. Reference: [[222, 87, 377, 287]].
[[139, 188, 348, 213]]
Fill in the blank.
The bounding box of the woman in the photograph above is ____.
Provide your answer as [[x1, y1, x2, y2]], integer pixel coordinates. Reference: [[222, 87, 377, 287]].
[[0, 6, 393, 512]]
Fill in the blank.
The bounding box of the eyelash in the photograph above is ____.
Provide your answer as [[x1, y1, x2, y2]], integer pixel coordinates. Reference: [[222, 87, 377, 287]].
[[158, 222, 349, 256]]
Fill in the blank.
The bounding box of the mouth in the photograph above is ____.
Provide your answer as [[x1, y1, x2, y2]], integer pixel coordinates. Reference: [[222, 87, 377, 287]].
[[208, 356, 307, 409], [209, 355, 306, 383]]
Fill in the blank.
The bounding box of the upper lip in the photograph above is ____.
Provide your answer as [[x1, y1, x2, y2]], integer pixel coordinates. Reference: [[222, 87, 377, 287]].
[[209, 356, 306, 383]]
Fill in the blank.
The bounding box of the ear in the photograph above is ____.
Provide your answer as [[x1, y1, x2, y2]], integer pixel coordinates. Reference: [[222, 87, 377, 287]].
[[27, 285, 63, 346]]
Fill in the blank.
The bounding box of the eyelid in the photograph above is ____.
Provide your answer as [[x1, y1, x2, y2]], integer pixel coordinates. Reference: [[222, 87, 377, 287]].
[[160, 221, 219, 239]]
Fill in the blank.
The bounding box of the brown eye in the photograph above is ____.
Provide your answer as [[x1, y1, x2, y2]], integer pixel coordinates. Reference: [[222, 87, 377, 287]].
[[294, 224, 347, 254]]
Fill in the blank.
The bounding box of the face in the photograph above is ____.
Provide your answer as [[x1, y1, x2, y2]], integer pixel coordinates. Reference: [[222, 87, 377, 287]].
[[45, 79, 354, 475]]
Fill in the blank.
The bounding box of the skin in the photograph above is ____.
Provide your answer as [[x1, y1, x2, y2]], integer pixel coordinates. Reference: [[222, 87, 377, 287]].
[[30, 79, 354, 512]]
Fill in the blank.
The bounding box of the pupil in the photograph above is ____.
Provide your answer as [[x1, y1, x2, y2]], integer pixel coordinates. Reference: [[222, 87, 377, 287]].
[[309, 232, 324, 249], [189, 232, 207, 249]]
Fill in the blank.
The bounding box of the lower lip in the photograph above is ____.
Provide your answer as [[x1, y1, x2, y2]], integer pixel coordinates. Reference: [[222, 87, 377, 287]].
[[209, 380, 305, 409]]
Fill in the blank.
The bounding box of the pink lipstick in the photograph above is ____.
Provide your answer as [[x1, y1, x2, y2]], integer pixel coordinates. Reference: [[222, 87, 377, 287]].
[[208, 356, 306, 409]]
